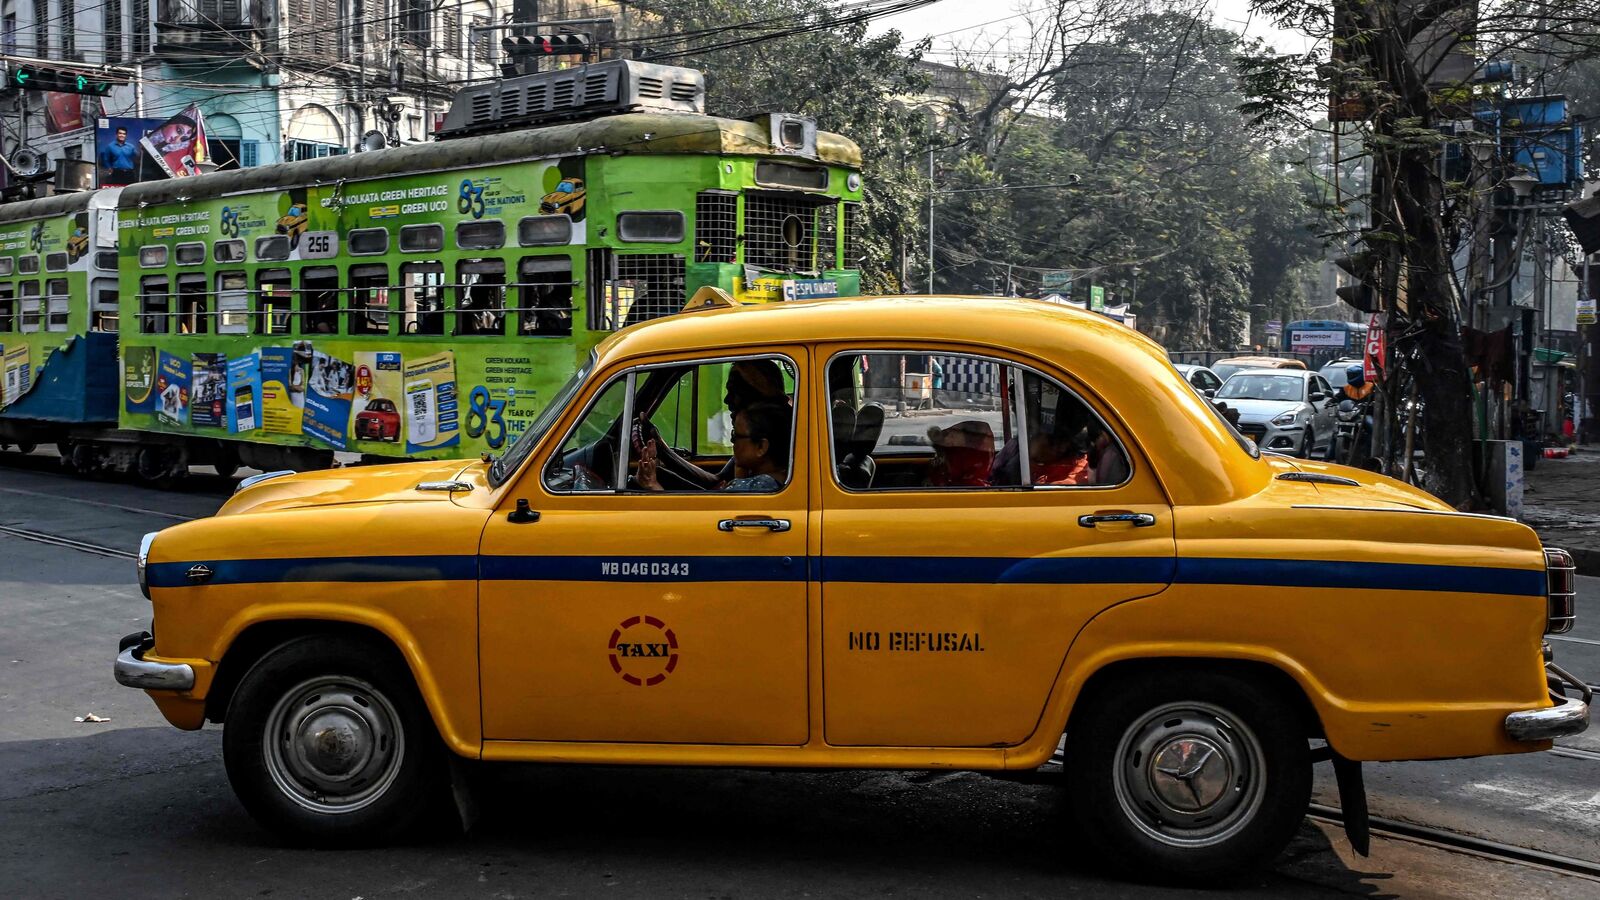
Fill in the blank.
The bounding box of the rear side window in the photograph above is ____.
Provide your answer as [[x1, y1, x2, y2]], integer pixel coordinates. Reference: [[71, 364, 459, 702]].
[[823, 351, 1129, 490], [617, 211, 684, 243], [400, 224, 444, 253]]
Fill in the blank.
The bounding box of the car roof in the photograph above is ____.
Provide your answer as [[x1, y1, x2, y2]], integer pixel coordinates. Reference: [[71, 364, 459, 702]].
[[1230, 368, 1311, 379], [1215, 356, 1303, 367], [592, 296, 1272, 507]]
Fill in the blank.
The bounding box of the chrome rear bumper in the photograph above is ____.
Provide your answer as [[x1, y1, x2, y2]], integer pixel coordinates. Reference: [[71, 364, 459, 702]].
[[1505, 662, 1590, 742], [114, 631, 194, 692]]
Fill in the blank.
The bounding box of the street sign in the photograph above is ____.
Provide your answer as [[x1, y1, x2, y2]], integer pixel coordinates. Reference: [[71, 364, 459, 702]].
[[1290, 329, 1346, 348], [7, 64, 118, 96], [1088, 284, 1105, 311], [1264, 319, 1282, 336], [1040, 270, 1072, 292], [1578, 296, 1597, 325]]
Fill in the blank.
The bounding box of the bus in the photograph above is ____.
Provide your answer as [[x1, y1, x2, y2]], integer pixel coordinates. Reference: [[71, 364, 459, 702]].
[[1284, 319, 1369, 365], [0, 61, 865, 480]]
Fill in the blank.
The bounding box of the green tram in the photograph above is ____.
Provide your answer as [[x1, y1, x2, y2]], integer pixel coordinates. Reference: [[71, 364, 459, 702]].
[[0, 61, 864, 478]]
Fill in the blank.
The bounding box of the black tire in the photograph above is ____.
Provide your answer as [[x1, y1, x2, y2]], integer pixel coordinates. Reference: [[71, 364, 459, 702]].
[[1298, 428, 1314, 459], [1063, 668, 1311, 884], [223, 634, 446, 846]]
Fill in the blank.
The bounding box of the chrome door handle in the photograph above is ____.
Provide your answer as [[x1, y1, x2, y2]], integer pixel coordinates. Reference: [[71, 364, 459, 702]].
[[1078, 513, 1156, 528], [718, 518, 791, 532]]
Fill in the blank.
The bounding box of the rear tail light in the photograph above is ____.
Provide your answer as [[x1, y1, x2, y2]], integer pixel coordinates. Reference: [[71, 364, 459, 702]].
[[1544, 547, 1576, 634]]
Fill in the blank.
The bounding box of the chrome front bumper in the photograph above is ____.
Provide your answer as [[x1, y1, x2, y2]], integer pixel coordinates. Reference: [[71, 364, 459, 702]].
[[1505, 662, 1590, 742], [114, 631, 194, 691]]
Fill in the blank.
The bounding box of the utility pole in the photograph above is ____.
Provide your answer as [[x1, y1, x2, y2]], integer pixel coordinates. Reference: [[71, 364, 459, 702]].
[[927, 147, 934, 294]]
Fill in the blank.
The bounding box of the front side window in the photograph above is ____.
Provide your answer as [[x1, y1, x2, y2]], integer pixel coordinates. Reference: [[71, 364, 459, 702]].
[[301, 266, 340, 334], [544, 356, 797, 495], [0, 284, 15, 331], [177, 275, 209, 334], [348, 264, 390, 335]]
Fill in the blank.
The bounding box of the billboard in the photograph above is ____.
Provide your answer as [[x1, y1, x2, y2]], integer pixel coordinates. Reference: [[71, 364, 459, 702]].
[[96, 116, 164, 188], [139, 104, 210, 179]]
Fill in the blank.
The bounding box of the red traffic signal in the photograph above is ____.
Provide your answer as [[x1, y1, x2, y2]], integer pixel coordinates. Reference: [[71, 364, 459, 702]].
[[502, 32, 591, 57]]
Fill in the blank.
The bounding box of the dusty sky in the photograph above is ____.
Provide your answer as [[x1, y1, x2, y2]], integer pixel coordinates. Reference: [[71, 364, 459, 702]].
[[867, 0, 1316, 60]]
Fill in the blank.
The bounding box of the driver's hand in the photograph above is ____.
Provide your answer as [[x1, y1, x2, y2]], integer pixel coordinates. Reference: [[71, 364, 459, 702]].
[[631, 414, 658, 455], [638, 439, 663, 491]]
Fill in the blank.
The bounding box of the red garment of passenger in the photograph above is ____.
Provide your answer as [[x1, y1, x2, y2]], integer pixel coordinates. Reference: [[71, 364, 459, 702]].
[[1033, 454, 1093, 486], [930, 446, 994, 487]]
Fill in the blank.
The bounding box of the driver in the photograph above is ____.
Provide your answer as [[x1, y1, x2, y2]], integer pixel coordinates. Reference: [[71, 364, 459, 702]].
[[638, 401, 789, 493], [639, 359, 789, 489]]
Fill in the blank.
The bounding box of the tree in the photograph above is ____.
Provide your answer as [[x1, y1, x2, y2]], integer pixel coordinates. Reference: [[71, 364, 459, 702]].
[[1239, 0, 1600, 508]]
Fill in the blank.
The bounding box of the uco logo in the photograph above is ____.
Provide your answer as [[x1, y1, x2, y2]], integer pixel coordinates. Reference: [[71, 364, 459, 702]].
[[607, 615, 678, 687]]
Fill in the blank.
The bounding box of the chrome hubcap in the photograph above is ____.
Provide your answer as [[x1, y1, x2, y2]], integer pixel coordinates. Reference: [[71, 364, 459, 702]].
[[263, 676, 403, 814], [1112, 701, 1266, 848]]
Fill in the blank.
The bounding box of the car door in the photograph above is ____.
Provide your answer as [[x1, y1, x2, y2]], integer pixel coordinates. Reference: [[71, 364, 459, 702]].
[[477, 350, 813, 745], [1311, 375, 1336, 446], [817, 348, 1176, 748]]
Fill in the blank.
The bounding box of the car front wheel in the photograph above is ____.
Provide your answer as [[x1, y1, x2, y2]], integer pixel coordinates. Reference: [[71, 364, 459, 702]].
[[1064, 669, 1311, 883], [223, 635, 445, 845]]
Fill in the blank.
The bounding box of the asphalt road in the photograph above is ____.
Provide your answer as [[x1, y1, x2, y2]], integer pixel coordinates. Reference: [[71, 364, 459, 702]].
[[2, 450, 1598, 899]]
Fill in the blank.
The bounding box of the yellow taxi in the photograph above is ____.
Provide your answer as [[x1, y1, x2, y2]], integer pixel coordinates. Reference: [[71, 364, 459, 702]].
[[116, 295, 1586, 880]]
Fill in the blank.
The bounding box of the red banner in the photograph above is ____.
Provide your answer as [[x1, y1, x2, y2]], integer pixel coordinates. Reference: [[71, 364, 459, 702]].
[[139, 104, 210, 178], [1364, 313, 1386, 383]]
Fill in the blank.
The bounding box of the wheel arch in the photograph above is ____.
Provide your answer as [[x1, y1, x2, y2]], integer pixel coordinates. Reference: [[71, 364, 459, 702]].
[[1066, 654, 1325, 741], [205, 612, 479, 759]]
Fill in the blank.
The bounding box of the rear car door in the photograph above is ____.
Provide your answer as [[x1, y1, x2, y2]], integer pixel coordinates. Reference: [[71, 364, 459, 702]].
[[817, 348, 1175, 748], [478, 351, 812, 745]]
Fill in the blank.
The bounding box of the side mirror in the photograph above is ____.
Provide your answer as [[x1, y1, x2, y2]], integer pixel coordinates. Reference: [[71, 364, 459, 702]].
[[1309, 391, 1327, 403], [1203, 388, 1216, 398]]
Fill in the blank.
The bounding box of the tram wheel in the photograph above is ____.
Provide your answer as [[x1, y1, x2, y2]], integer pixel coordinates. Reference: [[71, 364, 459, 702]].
[[14, 442, 37, 455], [135, 446, 182, 485]]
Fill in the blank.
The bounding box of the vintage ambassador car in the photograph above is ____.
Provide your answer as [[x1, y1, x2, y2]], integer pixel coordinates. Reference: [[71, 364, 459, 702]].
[[116, 294, 1586, 882]]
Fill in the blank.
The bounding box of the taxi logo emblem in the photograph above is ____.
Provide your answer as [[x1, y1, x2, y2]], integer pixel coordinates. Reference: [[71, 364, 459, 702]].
[[185, 563, 214, 584], [608, 615, 678, 687]]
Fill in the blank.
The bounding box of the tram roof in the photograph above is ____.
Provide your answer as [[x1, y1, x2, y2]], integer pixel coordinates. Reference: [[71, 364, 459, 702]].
[[0, 190, 94, 226], [117, 112, 863, 211]]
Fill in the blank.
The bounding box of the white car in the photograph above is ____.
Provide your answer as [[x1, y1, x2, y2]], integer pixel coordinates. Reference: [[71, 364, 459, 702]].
[[1173, 363, 1224, 397], [1214, 368, 1337, 458]]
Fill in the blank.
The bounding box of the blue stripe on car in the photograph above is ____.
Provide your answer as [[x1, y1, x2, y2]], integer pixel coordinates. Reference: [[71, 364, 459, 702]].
[[146, 554, 1545, 596]]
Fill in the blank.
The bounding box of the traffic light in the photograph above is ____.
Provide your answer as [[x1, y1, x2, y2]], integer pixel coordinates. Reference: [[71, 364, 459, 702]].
[[1334, 250, 1379, 313], [502, 32, 591, 58], [8, 65, 118, 96]]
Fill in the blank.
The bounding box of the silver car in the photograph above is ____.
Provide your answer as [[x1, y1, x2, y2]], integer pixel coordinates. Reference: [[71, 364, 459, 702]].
[[1173, 363, 1224, 397], [1214, 368, 1337, 458]]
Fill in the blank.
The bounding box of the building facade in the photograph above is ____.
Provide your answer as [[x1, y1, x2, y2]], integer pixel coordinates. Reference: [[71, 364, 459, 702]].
[[0, 0, 645, 180]]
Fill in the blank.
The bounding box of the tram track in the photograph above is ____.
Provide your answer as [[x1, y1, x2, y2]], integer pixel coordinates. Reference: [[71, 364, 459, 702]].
[[1306, 803, 1600, 881], [0, 524, 138, 560], [0, 484, 197, 522]]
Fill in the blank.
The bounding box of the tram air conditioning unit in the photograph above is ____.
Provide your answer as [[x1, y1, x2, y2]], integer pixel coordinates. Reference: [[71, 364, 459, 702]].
[[438, 60, 706, 139]]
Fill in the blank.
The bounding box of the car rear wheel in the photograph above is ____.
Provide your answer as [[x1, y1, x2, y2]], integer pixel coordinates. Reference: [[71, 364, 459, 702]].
[[1298, 427, 1314, 459], [223, 635, 445, 845], [1064, 669, 1311, 883]]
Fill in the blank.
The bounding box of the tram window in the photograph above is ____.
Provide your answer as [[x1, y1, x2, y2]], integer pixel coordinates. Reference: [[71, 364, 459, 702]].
[[456, 220, 506, 251], [138, 246, 167, 268], [456, 259, 506, 336], [213, 240, 246, 264], [518, 215, 572, 247], [217, 272, 249, 334], [92, 284, 120, 332], [399, 262, 445, 335], [94, 250, 117, 270], [19, 282, 41, 332], [256, 268, 292, 335], [140, 277, 170, 334], [754, 160, 829, 191], [400, 224, 444, 253], [517, 256, 574, 336], [348, 265, 390, 335], [175, 243, 206, 266], [177, 275, 209, 334], [0, 257, 13, 277], [255, 235, 290, 261], [18, 255, 39, 274], [45, 278, 69, 331], [0, 284, 15, 331], [301, 267, 340, 335], [349, 228, 389, 256], [617, 211, 685, 243], [45, 252, 68, 272]]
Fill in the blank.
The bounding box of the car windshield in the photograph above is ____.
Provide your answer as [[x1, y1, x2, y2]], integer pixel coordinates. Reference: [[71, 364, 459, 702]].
[[1320, 364, 1351, 387], [556, 182, 575, 192], [370, 399, 395, 412], [1217, 374, 1304, 402], [1211, 363, 1257, 381], [489, 352, 595, 487]]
